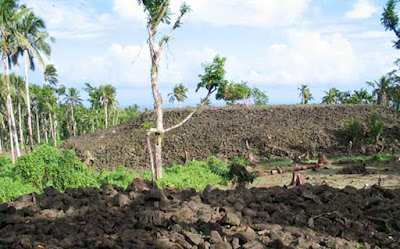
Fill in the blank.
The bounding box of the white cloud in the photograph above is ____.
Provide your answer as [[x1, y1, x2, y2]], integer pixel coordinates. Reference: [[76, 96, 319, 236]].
[[114, 0, 311, 27], [346, 0, 378, 19], [225, 31, 363, 87], [23, 0, 112, 39]]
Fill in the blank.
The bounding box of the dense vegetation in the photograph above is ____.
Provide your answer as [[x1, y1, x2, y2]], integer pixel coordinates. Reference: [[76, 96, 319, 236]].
[[0, 145, 254, 203]]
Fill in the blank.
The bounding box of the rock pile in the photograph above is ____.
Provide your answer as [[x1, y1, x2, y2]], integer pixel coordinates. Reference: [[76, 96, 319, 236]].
[[0, 181, 399, 248]]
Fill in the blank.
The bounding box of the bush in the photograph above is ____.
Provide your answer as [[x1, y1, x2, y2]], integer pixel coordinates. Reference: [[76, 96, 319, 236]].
[[346, 112, 385, 147], [368, 111, 384, 144], [156, 161, 224, 191], [347, 119, 364, 144], [15, 145, 96, 191], [0, 177, 39, 203], [0, 155, 13, 177], [97, 166, 136, 189]]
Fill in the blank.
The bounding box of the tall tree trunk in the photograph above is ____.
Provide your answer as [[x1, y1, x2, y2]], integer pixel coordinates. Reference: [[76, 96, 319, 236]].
[[3, 56, 21, 159], [49, 113, 56, 147], [8, 114, 15, 163], [70, 104, 76, 137], [24, 50, 34, 151], [17, 100, 26, 153], [104, 101, 108, 129], [43, 114, 49, 144], [151, 56, 164, 180], [36, 110, 41, 144], [381, 91, 388, 107], [53, 114, 58, 147]]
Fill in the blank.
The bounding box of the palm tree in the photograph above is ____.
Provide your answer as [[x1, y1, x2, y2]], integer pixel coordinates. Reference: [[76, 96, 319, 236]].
[[298, 85, 313, 104], [168, 83, 188, 107], [0, 0, 25, 162], [366, 76, 391, 106], [44, 64, 58, 86], [322, 88, 340, 104], [99, 84, 116, 129], [63, 88, 82, 137], [10, 73, 26, 152], [14, 9, 53, 151]]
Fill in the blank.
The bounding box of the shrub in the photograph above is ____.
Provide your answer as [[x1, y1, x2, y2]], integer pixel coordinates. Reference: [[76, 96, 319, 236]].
[[157, 161, 223, 191], [15, 145, 96, 191], [97, 166, 136, 189], [347, 119, 365, 144], [0, 177, 39, 203], [368, 111, 384, 144], [0, 155, 13, 177]]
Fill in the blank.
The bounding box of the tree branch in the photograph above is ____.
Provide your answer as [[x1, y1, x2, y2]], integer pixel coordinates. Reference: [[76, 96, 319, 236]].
[[165, 91, 212, 133]]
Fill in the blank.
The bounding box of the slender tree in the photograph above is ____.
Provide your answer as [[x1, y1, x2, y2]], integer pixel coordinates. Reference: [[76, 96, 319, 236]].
[[63, 88, 82, 137], [382, 0, 400, 49], [168, 83, 188, 107], [44, 64, 58, 86], [14, 9, 53, 151], [251, 88, 268, 106], [322, 88, 340, 104], [99, 84, 116, 129], [0, 0, 24, 162], [367, 76, 391, 106], [298, 85, 313, 104]]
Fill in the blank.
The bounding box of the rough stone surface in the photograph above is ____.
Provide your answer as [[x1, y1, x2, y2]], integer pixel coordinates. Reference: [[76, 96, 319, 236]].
[[62, 105, 400, 171]]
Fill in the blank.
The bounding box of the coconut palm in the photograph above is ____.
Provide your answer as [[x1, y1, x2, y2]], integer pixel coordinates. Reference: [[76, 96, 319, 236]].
[[298, 85, 313, 104], [322, 88, 340, 104], [366, 76, 391, 106], [12, 8, 53, 151], [168, 83, 188, 107], [63, 88, 82, 137], [0, 0, 25, 161], [99, 85, 116, 129], [44, 64, 58, 86], [10, 73, 26, 151]]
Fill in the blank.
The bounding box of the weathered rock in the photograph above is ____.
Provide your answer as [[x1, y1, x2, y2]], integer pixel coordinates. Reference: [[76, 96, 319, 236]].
[[221, 212, 241, 226], [183, 230, 203, 245]]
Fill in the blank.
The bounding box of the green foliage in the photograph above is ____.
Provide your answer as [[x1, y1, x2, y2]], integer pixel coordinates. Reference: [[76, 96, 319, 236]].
[[14, 145, 96, 191], [216, 81, 252, 105], [228, 157, 258, 185], [252, 88, 269, 105], [368, 111, 384, 144], [382, 0, 400, 49], [141, 120, 155, 130], [347, 119, 365, 144], [298, 85, 313, 104], [346, 112, 385, 147], [0, 177, 39, 203], [156, 161, 223, 191], [0, 155, 13, 176], [197, 55, 228, 95], [97, 166, 136, 189]]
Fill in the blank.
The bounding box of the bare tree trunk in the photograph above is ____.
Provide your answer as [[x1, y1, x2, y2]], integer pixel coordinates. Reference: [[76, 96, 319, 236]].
[[104, 101, 108, 129], [35, 110, 41, 144], [146, 131, 156, 182], [54, 115, 58, 147], [43, 114, 49, 144], [24, 50, 34, 151], [3, 56, 21, 159], [49, 113, 57, 147], [17, 100, 26, 153], [70, 104, 77, 137]]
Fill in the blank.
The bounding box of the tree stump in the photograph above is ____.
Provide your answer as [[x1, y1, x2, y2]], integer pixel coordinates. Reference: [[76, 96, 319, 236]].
[[318, 153, 330, 166], [289, 172, 305, 186]]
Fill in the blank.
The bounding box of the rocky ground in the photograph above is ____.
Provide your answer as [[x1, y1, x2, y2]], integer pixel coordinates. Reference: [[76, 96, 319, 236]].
[[0, 179, 399, 249], [62, 105, 400, 171]]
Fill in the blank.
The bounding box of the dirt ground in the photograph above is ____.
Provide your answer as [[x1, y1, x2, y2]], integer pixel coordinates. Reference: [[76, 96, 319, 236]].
[[1, 180, 399, 249], [253, 160, 400, 190]]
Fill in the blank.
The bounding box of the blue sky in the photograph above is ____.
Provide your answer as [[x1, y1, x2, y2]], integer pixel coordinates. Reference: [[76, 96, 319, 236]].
[[15, 0, 400, 108]]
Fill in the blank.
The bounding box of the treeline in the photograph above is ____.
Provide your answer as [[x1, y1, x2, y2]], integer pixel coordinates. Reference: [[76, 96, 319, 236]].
[[0, 74, 141, 160]]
